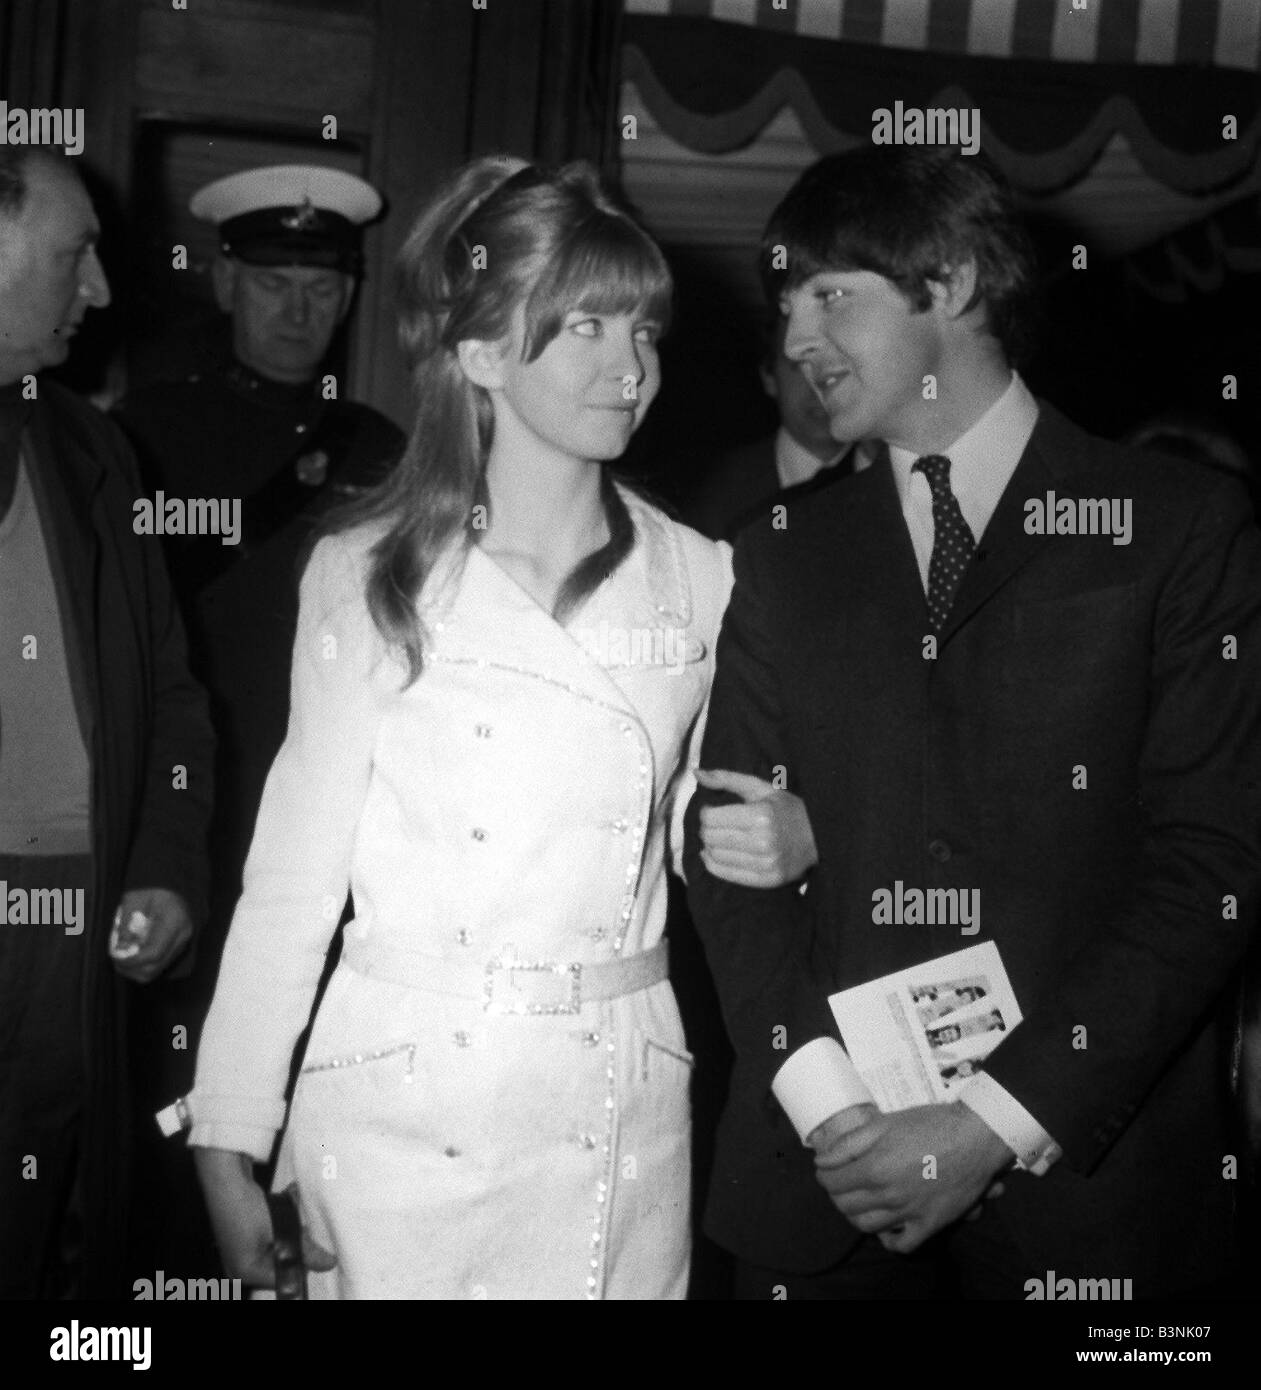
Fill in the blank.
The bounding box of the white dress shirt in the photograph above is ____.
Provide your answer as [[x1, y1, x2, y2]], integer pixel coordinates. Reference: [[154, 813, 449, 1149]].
[[774, 425, 861, 491], [772, 371, 1063, 1177]]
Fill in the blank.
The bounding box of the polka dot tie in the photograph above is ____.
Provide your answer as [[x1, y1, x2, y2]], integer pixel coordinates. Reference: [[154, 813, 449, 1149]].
[[913, 454, 975, 634]]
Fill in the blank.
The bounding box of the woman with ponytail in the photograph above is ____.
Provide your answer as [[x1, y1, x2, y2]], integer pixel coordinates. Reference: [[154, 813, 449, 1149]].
[[185, 156, 816, 1299]]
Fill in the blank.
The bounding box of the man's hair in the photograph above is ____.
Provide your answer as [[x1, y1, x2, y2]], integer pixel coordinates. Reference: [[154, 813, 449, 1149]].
[[760, 146, 1040, 365]]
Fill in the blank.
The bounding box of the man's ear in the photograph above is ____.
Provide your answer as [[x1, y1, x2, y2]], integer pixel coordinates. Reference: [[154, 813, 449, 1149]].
[[927, 258, 979, 320], [456, 337, 507, 391], [210, 257, 239, 313]]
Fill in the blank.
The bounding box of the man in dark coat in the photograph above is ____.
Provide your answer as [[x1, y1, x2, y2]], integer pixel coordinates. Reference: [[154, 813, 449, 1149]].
[[112, 165, 404, 1273], [685, 146, 1261, 1299], [685, 315, 872, 542], [0, 147, 213, 1298]]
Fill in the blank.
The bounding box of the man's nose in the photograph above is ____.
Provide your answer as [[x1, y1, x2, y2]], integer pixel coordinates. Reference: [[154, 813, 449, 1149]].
[[781, 304, 817, 364], [283, 287, 311, 324], [80, 249, 111, 309]]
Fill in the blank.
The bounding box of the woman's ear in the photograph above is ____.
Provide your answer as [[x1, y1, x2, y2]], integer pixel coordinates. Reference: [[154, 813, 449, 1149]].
[[456, 337, 507, 390]]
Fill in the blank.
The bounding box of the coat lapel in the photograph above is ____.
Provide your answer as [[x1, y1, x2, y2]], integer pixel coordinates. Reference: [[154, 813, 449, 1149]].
[[828, 454, 927, 632], [941, 403, 1094, 644], [423, 486, 698, 724], [24, 396, 105, 746]]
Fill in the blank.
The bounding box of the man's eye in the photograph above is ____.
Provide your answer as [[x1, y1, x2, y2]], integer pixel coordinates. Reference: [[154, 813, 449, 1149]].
[[818, 287, 846, 304], [256, 275, 286, 292]]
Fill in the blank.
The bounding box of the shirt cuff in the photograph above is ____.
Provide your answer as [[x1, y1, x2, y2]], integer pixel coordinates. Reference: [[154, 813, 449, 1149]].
[[771, 1036, 874, 1144], [957, 1071, 1062, 1175]]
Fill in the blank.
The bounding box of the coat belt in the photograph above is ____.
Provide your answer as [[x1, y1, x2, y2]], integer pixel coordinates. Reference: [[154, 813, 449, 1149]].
[[340, 934, 669, 1016]]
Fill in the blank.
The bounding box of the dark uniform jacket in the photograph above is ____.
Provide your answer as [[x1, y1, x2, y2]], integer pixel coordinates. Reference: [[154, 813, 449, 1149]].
[[114, 354, 404, 902]]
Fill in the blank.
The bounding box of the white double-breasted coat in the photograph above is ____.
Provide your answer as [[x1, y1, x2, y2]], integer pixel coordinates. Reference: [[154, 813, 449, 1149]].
[[189, 487, 732, 1299]]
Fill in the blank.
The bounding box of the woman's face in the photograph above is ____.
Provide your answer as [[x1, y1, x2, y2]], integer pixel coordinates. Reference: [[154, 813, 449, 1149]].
[[490, 301, 663, 463]]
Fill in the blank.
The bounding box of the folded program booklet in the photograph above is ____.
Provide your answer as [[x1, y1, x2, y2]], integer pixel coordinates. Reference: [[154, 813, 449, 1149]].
[[826, 942, 1022, 1112]]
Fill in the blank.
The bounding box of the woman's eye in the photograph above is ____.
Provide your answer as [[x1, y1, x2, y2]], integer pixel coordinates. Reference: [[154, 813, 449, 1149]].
[[570, 318, 601, 337], [633, 325, 660, 345]]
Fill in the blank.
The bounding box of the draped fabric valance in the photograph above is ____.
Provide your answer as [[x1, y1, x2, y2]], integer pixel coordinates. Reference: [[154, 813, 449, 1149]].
[[622, 11, 1261, 194]]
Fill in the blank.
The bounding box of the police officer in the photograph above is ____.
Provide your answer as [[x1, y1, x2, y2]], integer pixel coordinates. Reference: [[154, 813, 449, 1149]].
[[114, 166, 404, 1277]]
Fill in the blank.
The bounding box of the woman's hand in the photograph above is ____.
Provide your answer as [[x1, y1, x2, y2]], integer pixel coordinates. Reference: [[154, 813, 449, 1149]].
[[193, 1148, 336, 1288], [696, 768, 819, 888]]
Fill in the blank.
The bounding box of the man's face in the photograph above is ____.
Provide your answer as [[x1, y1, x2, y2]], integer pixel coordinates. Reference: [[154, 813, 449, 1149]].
[[0, 157, 110, 384], [780, 269, 945, 450], [214, 260, 353, 385]]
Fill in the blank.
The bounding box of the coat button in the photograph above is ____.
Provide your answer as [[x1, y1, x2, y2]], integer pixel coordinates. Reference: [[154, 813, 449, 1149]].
[[928, 839, 952, 862], [456, 928, 472, 946], [474, 723, 492, 738], [609, 818, 628, 834], [471, 828, 487, 842], [453, 1031, 471, 1048], [577, 1133, 598, 1150], [581, 1032, 600, 1047]]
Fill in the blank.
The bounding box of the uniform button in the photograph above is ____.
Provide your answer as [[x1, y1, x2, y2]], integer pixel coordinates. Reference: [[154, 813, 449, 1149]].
[[577, 1133, 598, 1150], [456, 928, 472, 946], [581, 1032, 600, 1047], [474, 723, 492, 738], [928, 839, 952, 863], [444, 1146, 460, 1158], [453, 1031, 471, 1048], [471, 828, 487, 842], [609, 818, 628, 834], [295, 422, 308, 434]]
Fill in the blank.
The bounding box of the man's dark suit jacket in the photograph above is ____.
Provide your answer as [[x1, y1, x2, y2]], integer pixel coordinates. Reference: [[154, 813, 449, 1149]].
[[15, 381, 214, 1294], [684, 402, 1261, 1293]]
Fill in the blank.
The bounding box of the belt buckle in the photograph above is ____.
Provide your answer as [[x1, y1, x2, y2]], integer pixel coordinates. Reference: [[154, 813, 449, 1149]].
[[484, 953, 582, 1016]]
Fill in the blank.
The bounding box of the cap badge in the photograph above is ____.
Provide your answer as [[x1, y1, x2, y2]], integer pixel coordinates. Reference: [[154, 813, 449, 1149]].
[[280, 198, 321, 232]]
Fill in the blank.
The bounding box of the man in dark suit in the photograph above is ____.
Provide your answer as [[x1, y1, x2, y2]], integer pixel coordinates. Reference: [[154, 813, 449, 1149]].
[[0, 147, 213, 1297], [685, 315, 870, 542], [685, 145, 1261, 1299]]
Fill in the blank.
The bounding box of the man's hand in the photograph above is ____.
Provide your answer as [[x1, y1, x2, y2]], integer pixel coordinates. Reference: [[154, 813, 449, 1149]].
[[807, 1103, 880, 1155], [109, 886, 194, 984], [696, 768, 818, 888], [813, 1102, 1013, 1253]]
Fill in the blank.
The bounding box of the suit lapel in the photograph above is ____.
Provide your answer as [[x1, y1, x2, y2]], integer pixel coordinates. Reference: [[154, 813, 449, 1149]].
[[836, 454, 928, 632], [940, 404, 1093, 644]]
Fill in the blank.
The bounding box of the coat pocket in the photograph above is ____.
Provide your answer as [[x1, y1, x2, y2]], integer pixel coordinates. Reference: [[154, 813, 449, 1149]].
[[299, 1040, 418, 1080], [636, 1030, 695, 1084]]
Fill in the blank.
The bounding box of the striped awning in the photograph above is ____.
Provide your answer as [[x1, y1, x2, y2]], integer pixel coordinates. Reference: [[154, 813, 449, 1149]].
[[621, 2, 1261, 194], [625, 0, 1261, 72]]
